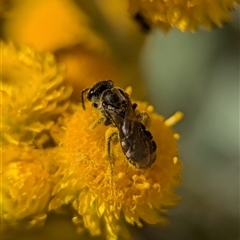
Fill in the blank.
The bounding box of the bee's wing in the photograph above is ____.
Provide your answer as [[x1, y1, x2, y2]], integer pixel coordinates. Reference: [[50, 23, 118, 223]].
[[120, 106, 156, 168], [127, 121, 156, 168]]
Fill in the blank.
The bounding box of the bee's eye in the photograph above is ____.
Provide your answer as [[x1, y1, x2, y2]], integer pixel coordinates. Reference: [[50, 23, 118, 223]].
[[93, 103, 98, 108]]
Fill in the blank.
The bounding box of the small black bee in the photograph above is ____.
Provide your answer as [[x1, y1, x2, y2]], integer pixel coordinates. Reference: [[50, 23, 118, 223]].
[[81, 80, 157, 169]]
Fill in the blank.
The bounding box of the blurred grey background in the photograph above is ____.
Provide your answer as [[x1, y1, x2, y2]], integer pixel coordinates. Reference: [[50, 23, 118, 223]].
[[134, 9, 239, 240]]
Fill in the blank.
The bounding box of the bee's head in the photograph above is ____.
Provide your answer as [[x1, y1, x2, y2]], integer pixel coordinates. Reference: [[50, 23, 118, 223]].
[[87, 80, 114, 104]]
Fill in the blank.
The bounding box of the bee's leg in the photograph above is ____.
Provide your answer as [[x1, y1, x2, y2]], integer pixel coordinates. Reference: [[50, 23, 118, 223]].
[[104, 117, 112, 126], [81, 87, 89, 110], [88, 117, 105, 130], [132, 103, 138, 110], [105, 127, 118, 184], [88, 116, 112, 131], [136, 111, 151, 127]]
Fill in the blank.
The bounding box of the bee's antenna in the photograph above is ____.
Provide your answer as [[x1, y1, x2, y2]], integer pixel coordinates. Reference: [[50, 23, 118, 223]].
[[81, 88, 89, 110]]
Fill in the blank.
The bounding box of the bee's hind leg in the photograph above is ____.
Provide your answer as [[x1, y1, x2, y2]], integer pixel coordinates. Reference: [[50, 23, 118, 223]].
[[136, 111, 151, 127]]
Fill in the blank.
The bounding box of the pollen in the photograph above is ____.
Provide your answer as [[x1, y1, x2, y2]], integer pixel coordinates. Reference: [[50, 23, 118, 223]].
[[164, 111, 184, 127]]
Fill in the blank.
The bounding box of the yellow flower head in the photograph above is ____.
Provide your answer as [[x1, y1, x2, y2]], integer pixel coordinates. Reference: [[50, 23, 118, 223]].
[[2, 0, 109, 52], [0, 145, 52, 228], [1, 42, 72, 147], [49, 87, 183, 240], [128, 0, 240, 32]]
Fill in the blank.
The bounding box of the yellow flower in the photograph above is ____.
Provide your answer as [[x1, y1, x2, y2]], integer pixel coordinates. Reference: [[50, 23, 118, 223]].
[[49, 92, 183, 240], [128, 0, 240, 32], [1, 42, 72, 147], [0, 145, 52, 228], [2, 0, 108, 53]]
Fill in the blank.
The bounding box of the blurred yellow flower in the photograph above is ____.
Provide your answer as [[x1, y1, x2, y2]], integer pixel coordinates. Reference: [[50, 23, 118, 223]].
[[55, 45, 120, 100], [128, 0, 240, 32], [2, 0, 109, 53], [48, 98, 183, 240], [1, 42, 72, 147], [1, 145, 52, 228]]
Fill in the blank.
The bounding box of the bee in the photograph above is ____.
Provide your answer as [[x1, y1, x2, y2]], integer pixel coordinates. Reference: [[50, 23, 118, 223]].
[[81, 80, 157, 170]]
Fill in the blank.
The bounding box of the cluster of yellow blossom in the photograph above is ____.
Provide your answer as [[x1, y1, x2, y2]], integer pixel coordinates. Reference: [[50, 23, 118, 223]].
[[1, 145, 51, 228], [1, 42, 73, 148], [1, 0, 239, 239], [1, 42, 68, 229], [1, 42, 182, 239]]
